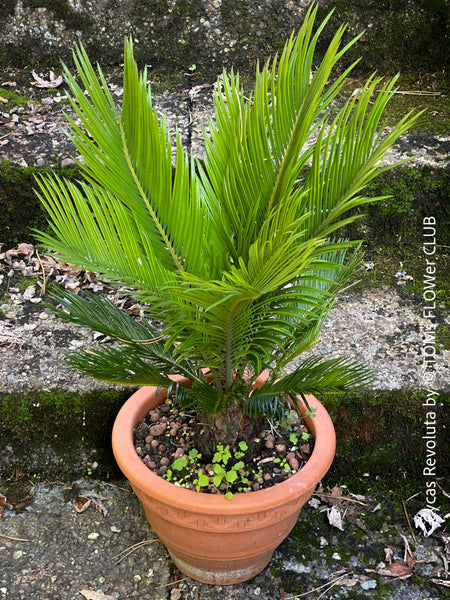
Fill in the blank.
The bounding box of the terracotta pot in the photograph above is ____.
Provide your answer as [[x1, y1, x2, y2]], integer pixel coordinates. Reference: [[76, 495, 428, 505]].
[[112, 374, 335, 585]]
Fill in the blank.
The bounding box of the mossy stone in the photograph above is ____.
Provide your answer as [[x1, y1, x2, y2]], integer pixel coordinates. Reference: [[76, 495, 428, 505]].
[[0, 388, 133, 479], [344, 165, 450, 307], [316, 0, 448, 76], [323, 389, 450, 513], [0, 161, 82, 248]]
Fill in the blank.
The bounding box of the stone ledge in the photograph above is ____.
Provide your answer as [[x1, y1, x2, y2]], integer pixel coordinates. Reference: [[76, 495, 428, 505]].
[[1, 284, 449, 397]]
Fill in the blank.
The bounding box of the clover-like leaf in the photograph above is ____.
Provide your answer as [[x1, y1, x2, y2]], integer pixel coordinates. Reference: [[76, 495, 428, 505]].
[[172, 457, 188, 471], [226, 470, 238, 483]]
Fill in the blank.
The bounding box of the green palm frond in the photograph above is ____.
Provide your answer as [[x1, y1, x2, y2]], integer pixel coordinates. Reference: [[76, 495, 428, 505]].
[[35, 6, 419, 422], [270, 245, 364, 370], [35, 175, 174, 288], [247, 355, 375, 412], [65, 346, 171, 385], [199, 4, 361, 266], [120, 40, 209, 276], [301, 76, 419, 241], [36, 38, 208, 291], [50, 288, 161, 342], [50, 289, 201, 381], [242, 393, 289, 419]]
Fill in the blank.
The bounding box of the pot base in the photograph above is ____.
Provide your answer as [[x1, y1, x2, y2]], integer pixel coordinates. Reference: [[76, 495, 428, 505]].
[[168, 548, 273, 585]]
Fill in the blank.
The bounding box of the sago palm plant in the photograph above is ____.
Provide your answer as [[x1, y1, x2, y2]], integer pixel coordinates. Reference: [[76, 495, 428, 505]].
[[35, 6, 418, 455]]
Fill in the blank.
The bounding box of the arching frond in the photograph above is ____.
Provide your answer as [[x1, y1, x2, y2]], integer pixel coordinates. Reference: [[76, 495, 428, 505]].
[[35, 7, 419, 423]]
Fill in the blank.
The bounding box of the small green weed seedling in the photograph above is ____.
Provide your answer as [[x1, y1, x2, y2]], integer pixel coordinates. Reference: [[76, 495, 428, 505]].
[[289, 431, 309, 449], [164, 441, 254, 499]]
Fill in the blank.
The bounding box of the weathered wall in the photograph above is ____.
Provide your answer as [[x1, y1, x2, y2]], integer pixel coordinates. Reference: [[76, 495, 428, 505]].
[[0, 0, 447, 77], [1, 0, 308, 78]]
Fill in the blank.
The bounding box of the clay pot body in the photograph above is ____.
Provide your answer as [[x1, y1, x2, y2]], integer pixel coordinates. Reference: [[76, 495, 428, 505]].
[[112, 376, 335, 585]]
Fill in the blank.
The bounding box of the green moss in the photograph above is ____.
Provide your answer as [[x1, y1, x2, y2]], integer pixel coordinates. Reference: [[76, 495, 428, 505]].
[[338, 72, 450, 136], [0, 160, 82, 248], [0, 388, 129, 422], [344, 165, 450, 307], [436, 324, 450, 352], [15, 279, 37, 291], [1, 396, 33, 423], [317, 0, 448, 76], [0, 88, 32, 108], [382, 76, 450, 136], [0, 388, 133, 478], [359, 167, 449, 247], [322, 390, 450, 513]]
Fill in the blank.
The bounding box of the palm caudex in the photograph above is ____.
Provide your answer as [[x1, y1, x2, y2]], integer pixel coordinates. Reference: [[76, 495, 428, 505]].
[[35, 6, 418, 447]]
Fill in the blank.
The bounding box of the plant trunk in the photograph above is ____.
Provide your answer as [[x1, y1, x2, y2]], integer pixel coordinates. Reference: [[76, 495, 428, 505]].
[[195, 400, 263, 459]]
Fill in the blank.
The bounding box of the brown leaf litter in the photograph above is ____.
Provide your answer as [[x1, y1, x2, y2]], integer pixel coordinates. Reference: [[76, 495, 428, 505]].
[[79, 591, 116, 600], [1, 243, 146, 315], [31, 71, 64, 89], [73, 492, 108, 517], [0, 493, 6, 517], [316, 485, 373, 532], [365, 534, 417, 580]]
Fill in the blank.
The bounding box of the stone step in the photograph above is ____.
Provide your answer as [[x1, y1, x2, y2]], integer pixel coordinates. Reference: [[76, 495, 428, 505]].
[[0, 73, 448, 169], [1, 270, 448, 395]]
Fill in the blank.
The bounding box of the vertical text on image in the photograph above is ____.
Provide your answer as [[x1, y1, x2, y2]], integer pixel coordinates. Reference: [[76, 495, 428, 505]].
[[421, 216, 439, 511]]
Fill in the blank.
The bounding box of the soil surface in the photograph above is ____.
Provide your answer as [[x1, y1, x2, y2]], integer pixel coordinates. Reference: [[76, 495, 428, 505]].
[[133, 400, 314, 495]]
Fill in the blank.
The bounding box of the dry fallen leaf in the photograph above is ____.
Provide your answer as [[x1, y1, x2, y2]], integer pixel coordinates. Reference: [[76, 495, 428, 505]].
[[330, 485, 344, 498], [327, 505, 345, 531], [384, 547, 394, 563], [79, 591, 116, 600], [74, 493, 108, 516], [367, 535, 416, 580], [414, 508, 445, 537], [369, 561, 413, 579], [5, 243, 35, 260], [0, 96, 8, 104], [308, 496, 322, 509], [401, 534, 415, 568], [74, 496, 92, 514], [39, 255, 59, 273], [22, 285, 37, 301], [350, 493, 366, 502], [126, 303, 142, 316], [430, 578, 450, 587], [86, 493, 108, 517], [338, 576, 359, 587], [0, 493, 7, 517], [353, 518, 369, 532], [435, 532, 450, 557], [32, 70, 64, 88], [0, 322, 25, 347], [339, 574, 373, 587]]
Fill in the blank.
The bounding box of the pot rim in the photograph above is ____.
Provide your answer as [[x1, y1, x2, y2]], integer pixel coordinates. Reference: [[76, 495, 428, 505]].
[[112, 375, 336, 515]]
